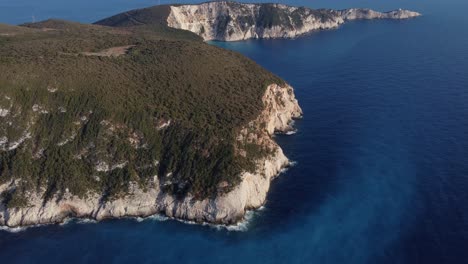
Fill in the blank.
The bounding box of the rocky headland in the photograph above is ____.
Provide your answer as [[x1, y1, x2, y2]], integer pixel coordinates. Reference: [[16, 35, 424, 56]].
[[96, 2, 421, 41]]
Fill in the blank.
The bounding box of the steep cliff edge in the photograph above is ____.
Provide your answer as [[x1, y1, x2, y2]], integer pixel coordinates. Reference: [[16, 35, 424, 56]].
[[96, 2, 421, 42], [166, 3, 421, 41], [0, 83, 302, 227]]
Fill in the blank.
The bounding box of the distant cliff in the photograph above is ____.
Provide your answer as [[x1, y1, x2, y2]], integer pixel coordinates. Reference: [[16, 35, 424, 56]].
[[96, 2, 421, 41]]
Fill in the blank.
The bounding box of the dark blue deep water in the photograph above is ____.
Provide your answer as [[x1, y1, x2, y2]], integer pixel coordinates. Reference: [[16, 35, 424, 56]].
[[1, 0, 468, 263]]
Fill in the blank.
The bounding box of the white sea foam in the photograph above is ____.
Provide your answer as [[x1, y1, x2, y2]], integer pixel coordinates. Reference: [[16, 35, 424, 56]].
[[59, 218, 73, 226], [277, 161, 297, 176], [289, 161, 298, 167], [0, 223, 47, 233], [76, 218, 98, 225], [136, 214, 169, 222], [0, 226, 27, 233], [133, 208, 265, 232], [0, 217, 98, 232], [58, 217, 97, 226]]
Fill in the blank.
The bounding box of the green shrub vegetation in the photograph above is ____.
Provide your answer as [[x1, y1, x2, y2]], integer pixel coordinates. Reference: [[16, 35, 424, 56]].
[[0, 19, 283, 204]]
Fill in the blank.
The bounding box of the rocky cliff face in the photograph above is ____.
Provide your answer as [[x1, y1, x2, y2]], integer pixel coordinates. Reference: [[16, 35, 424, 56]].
[[166, 2, 421, 41], [0, 83, 302, 227]]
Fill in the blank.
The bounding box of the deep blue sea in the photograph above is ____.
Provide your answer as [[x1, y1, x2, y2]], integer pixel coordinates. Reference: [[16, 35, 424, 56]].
[[1, 0, 468, 263]]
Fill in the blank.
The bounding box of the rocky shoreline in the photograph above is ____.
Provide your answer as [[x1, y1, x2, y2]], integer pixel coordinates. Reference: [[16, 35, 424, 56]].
[[0, 83, 302, 228]]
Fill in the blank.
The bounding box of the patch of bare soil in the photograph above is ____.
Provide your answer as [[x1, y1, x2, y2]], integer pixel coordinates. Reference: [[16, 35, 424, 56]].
[[80, 45, 135, 57]]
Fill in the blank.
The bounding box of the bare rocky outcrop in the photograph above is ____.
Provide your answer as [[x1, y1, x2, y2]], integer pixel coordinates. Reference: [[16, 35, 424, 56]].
[[0, 83, 302, 227], [166, 2, 421, 41]]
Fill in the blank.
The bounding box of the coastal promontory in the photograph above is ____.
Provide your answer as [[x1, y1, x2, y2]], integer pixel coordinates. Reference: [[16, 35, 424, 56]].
[[96, 2, 421, 41], [0, 19, 301, 227]]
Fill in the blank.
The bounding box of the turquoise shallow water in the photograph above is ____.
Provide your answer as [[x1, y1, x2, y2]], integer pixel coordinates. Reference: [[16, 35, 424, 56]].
[[1, 1, 468, 263]]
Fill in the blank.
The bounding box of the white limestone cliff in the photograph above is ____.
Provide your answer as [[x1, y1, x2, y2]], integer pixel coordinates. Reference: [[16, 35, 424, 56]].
[[166, 2, 421, 41], [0, 83, 302, 227]]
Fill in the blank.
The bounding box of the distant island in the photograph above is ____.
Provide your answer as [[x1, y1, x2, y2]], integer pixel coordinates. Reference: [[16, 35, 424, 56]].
[[96, 2, 421, 41], [0, 2, 419, 228]]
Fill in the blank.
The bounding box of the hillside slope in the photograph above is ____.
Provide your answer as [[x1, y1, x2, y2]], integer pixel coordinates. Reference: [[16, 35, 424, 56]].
[[0, 19, 301, 226]]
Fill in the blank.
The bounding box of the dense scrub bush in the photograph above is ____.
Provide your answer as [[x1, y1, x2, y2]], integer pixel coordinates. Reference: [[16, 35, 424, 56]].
[[0, 20, 283, 202]]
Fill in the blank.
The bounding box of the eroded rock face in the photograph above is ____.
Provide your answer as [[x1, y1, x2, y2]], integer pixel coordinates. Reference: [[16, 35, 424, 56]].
[[0, 83, 302, 227], [166, 2, 421, 41], [263, 84, 303, 134]]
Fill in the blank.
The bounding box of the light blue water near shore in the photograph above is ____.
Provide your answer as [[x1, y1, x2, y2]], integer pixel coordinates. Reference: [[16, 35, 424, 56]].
[[1, 1, 468, 263]]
